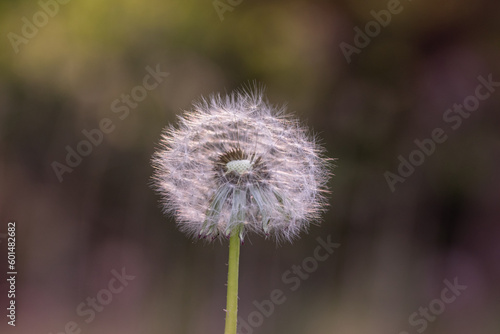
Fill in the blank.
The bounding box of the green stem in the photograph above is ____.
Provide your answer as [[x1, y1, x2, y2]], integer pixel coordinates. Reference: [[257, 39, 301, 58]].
[[224, 231, 241, 334]]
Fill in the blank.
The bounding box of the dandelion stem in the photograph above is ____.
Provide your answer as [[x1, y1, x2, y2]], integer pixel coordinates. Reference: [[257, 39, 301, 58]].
[[224, 231, 241, 334]]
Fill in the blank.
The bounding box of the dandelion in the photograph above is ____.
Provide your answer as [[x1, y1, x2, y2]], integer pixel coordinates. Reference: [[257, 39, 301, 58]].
[[151, 84, 332, 334], [152, 86, 331, 242]]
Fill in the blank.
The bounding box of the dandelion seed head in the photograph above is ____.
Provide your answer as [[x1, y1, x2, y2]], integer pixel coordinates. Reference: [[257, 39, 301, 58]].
[[152, 85, 333, 243]]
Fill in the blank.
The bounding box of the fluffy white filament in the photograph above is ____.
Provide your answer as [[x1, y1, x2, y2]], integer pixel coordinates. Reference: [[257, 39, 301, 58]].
[[152, 86, 332, 242]]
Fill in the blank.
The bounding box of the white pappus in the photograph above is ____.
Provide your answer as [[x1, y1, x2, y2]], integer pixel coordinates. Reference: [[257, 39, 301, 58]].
[[152, 85, 332, 243]]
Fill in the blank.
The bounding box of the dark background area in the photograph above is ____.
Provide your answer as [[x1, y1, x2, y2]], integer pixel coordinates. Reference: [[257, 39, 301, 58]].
[[0, 0, 499, 333]]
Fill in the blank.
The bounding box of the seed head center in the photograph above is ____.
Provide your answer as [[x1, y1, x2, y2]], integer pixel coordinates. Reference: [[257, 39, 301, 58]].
[[226, 159, 252, 175]]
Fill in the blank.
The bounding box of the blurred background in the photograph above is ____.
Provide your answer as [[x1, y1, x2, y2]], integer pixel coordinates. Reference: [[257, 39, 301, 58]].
[[1, 0, 499, 333]]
